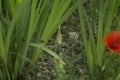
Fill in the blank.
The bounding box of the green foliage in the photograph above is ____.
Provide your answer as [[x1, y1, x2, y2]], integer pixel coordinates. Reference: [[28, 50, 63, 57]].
[[77, 0, 120, 80], [0, 0, 76, 79], [1, 0, 120, 79]]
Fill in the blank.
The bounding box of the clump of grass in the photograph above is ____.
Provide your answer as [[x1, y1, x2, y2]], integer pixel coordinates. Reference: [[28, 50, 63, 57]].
[[77, 0, 120, 80], [0, 0, 76, 79]]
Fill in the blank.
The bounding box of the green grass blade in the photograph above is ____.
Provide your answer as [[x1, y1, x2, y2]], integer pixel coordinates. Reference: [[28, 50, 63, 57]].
[[104, 0, 119, 35], [115, 72, 120, 80], [96, 0, 105, 66], [41, 0, 72, 42], [77, 0, 94, 79], [30, 43, 65, 64], [0, 22, 5, 61]]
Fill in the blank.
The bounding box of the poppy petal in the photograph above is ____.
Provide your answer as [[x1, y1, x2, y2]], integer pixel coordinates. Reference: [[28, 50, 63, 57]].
[[103, 31, 120, 54]]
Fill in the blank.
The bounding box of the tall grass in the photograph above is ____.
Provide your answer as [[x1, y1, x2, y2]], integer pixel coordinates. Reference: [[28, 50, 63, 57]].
[[77, 0, 120, 79], [0, 0, 76, 79], [1, 0, 120, 79]]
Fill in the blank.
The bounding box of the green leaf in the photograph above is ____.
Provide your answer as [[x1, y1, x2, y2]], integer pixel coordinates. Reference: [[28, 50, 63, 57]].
[[57, 26, 62, 44], [30, 43, 65, 65]]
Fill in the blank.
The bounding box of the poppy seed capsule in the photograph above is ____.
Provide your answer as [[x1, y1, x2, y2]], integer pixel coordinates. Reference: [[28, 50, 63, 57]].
[[103, 31, 120, 55], [111, 43, 117, 49]]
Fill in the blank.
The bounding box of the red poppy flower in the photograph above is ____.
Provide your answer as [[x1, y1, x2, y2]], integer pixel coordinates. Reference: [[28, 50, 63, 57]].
[[103, 31, 120, 54]]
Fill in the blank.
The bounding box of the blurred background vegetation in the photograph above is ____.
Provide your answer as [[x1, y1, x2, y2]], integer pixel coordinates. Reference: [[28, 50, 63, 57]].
[[0, 0, 120, 80]]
